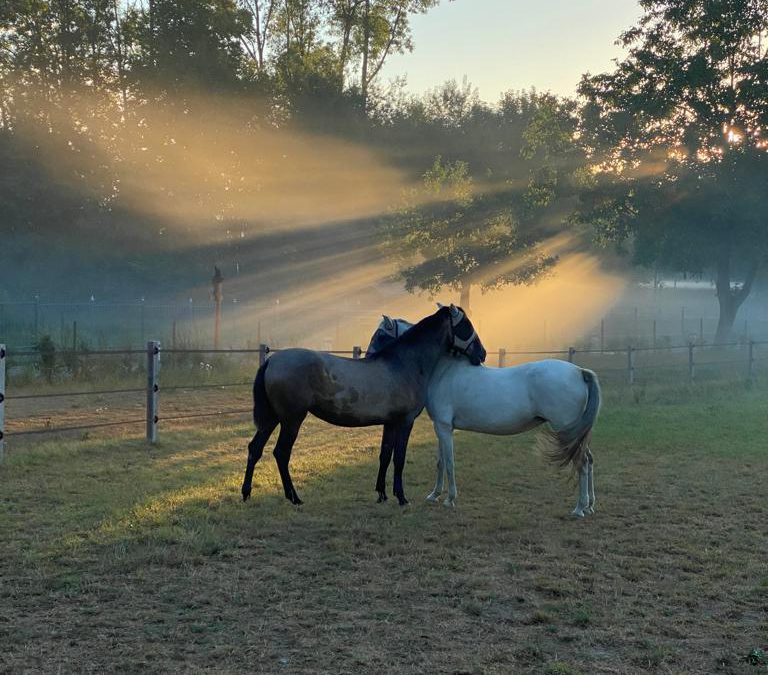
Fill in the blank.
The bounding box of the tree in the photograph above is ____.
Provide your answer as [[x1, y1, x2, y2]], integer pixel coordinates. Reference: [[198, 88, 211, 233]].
[[381, 87, 582, 313], [385, 156, 558, 312], [124, 0, 252, 96], [578, 0, 768, 342], [326, 0, 442, 109]]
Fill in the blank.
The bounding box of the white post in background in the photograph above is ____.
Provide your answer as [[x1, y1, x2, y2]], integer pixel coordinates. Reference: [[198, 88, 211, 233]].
[[688, 343, 695, 382], [352, 346, 362, 359], [0, 344, 5, 462], [498, 348, 506, 368], [259, 343, 269, 367], [568, 347, 576, 363], [627, 346, 635, 385], [748, 341, 755, 381], [146, 341, 160, 443]]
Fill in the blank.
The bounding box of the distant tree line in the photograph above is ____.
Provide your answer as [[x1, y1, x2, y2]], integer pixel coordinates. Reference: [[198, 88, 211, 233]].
[[2, 0, 768, 339]]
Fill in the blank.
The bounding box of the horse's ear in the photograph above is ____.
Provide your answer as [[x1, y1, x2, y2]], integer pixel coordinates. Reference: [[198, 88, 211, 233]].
[[449, 303, 460, 318], [382, 315, 394, 329], [436, 302, 444, 309]]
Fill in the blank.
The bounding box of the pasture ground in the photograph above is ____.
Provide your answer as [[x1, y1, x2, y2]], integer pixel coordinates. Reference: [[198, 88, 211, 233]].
[[1, 382, 767, 674]]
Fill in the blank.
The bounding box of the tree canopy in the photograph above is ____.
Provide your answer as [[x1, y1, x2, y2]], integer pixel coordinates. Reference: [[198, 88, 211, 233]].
[[578, 0, 768, 340], [382, 89, 583, 311]]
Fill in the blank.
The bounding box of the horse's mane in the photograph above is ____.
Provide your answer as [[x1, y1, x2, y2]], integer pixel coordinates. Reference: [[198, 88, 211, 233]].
[[367, 307, 448, 359]]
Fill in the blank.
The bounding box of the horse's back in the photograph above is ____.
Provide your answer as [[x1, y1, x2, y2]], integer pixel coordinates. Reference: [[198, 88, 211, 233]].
[[264, 348, 420, 426], [428, 358, 588, 434]]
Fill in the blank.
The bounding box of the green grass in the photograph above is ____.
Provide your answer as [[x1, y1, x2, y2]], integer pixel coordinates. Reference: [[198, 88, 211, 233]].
[[1, 384, 768, 674]]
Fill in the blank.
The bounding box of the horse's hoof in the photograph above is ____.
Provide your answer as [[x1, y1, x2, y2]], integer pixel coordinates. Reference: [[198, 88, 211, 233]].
[[292, 496, 303, 506], [584, 506, 594, 515], [397, 495, 409, 507], [242, 487, 251, 502], [425, 492, 440, 503], [443, 498, 455, 508], [570, 508, 585, 518], [377, 492, 388, 503]]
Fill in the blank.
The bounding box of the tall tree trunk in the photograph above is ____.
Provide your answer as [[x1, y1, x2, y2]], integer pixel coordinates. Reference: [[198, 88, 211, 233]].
[[113, 0, 129, 111], [459, 281, 471, 315], [360, 0, 370, 110], [714, 252, 758, 344]]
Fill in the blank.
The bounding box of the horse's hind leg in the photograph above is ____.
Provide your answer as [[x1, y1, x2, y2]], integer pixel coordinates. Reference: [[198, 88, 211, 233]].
[[571, 460, 590, 518], [585, 447, 596, 514], [392, 421, 414, 506], [242, 421, 278, 501], [273, 417, 305, 505], [375, 424, 396, 503]]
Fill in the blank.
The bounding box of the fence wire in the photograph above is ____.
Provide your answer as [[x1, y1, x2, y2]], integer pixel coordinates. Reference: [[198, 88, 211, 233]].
[[2, 340, 766, 444]]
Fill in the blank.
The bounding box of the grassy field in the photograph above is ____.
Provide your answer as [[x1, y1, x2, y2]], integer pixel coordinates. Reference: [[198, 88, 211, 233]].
[[1, 383, 768, 674]]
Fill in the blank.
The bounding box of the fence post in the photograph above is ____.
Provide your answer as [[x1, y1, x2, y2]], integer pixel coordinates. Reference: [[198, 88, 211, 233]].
[[498, 348, 506, 368], [600, 319, 605, 353], [748, 340, 755, 381], [627, 346, 635, 385], [34, 295, 39, 340], [0, 344, 5, 462], [681, 306, 685, 341], [652, 319, 657, 349], [568, 347, 575, 363], [146, 340, 160, 444], [688, 342, 695, 382], [352, 346, 362, 359], [259, 343, 269, 367]]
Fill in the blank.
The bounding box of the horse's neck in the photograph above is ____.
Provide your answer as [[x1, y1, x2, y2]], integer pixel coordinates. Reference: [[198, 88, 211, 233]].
[[398, 327, 447, 376]]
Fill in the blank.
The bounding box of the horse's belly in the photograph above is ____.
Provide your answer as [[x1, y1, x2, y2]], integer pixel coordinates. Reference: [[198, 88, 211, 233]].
[[310, 392, 418, 428], [434, 372, 538, 435], [452, 407, 541, 435], [310, 407, 385, 427]]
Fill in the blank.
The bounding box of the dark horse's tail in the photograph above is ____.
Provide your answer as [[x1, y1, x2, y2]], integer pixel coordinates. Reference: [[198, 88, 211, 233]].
[[541, 368, 601, 472], [252, 359, 276, 429]]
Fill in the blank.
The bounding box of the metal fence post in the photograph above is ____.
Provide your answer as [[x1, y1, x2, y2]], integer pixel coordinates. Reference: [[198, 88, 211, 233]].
[[34, 295, 39, 340], [688, 342, 695, 382], [352, 346, 362, 359], [748, 340, 755, 380], [498, 348, 506, 368], [681, 306, 685, 341], [146, 340, 160, 443], [627, 346, 635, 385], [0, 344, 5, 462], [259, 343, 269, 367], [568, 347, 575, 363], [600, 319, 605, 353]]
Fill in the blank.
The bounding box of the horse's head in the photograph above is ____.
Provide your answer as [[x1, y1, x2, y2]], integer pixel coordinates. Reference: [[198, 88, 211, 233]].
[[445, 304, 487, 365], [367, 306, 486, 366], [365, 315, 411, 357]]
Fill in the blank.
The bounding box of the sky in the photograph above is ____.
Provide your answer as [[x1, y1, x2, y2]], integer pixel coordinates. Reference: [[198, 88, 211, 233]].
[[380, 0, 643, 103]]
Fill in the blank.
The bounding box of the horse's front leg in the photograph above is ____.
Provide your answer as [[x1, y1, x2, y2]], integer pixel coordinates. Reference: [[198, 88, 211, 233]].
[[375, 425, 396, 503], [425, 426, 445, 502], [433, 421, 457, 507], [392, 421, 414, 506]]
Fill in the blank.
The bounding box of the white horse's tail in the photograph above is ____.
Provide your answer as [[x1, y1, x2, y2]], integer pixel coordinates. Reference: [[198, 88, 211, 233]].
[[540, 368, 601, 472]]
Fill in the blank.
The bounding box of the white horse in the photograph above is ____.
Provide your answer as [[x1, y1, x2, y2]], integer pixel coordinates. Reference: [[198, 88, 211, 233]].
[[366, 316, 601, 517]]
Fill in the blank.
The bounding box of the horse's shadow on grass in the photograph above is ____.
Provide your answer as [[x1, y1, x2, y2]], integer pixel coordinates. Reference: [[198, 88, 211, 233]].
[[2, 419, 588, 575]]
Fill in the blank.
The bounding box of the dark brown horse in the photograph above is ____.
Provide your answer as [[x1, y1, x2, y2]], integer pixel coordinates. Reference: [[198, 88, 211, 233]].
[[241, 305, 486, 506]]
